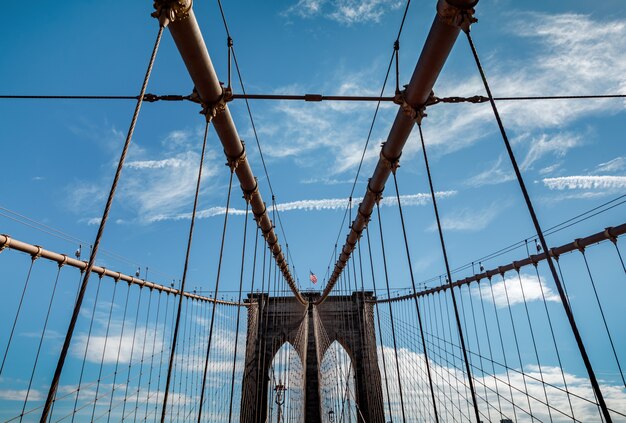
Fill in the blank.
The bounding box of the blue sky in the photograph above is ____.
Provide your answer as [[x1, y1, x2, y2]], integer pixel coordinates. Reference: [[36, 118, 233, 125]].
[[1, 0, 625, 420]]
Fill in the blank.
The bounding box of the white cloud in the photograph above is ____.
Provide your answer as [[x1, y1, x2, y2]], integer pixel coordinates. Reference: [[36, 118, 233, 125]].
[[519, 133, 583, 171], [479, 272, 561, 308], [68, 182, 107, 212], [423, 12, 626, 159], [121, 150, 219, 224], [542, 176, 626, 191], [539, 162, 562, 176], [150, 191, 457, 222], [258, 12, 626, 183], [427, 203, 501, 232], [596, 157, 626, 173], [376, 344, 626, 423], [84, 217, 102, 226], [300, 177, 354, 185], [0, 388, 43, 401], [285, 0, 403, 25], [466, 155, 515, 187], [125, 157, 189, 170]]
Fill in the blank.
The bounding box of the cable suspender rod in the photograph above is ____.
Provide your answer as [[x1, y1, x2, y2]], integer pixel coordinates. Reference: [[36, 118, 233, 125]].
[[152, 0, 305, 305], [317, 0, 480, 303]]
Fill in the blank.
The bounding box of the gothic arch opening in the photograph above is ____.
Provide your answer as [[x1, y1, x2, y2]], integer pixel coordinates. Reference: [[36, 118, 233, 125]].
[[266, 342, 304, 423], [319, 340, 359, 423]]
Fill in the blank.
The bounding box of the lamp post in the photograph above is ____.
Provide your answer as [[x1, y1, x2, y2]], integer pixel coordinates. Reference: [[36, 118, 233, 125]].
[[274, 379, 286, 423], [328, 410, 335, 423]]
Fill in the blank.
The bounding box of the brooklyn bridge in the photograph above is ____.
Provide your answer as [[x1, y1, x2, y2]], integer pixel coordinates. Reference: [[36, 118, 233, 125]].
[[1, 0, 625, 421]]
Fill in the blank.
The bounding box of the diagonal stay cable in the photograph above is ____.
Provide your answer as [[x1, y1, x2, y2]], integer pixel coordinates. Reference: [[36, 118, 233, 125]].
[[39, 24, 165, 423], [464, 26, 612, 422]]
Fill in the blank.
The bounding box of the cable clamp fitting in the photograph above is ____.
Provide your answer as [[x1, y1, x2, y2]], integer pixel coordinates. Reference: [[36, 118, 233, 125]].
[[393, 89, 438, 124], [201, 85, 233, 120], [379, 143, 401, 173], [253, 206, 267, 225], [31, 245, 43, 261], [0, 234, 11, 253], [604, 226, 618, 244], [143, 93, 159, 103], [151, 0, 193, 27], [366, 179, 384, 204], [225, 140, 247, 172], [574, 238, 585, 253], [242, 178, 259, 203], [357, 206, 372, 222], [436, 0, 478, 32], [497, 266, 506, 277]]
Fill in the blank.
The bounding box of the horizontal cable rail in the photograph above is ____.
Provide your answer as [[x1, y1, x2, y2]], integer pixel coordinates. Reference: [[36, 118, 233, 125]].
[[2, 93, 624, 102], [0, 233, 247, 306], [375, 222, 626, 304]]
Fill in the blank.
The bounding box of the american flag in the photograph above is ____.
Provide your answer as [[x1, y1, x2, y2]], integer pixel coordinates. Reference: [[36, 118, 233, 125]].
[[309, 271, 318, 284]]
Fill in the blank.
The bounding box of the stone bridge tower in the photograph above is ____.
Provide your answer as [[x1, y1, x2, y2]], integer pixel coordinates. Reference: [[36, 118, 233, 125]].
[[240, 291, 384, 422]]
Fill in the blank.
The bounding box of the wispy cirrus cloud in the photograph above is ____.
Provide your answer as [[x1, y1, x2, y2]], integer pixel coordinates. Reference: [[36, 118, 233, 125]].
[[427, 202, 503, 232], [125, 157, 190, 170], [519, 132, 584, 171], [596, 156, 625, 173], [75, 128, 224, 225], [258, 12, 626, 183], [542, 175, 626, 191], [150, 191, 456, 222], [284, 0, 402, 25]]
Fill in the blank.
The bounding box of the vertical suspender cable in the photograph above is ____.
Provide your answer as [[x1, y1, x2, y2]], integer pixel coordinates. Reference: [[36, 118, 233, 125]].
[[143, 290, 163, 419], [121, 287, 145, 420], [416, 122, 481, 422], [71, 275, 104, 423], [392, 172, 440, 422], [365, 227, 393, 420], [464, 28, 612, 422], [40, 25, 164, 422], [228, 201, 250, 422], [1, 258, 36, 376], [197, 171, 235, 422], [160, 118, 211, 422], [88, 278, 119, 422], [19, 265, 62, 420], [374, 203, 408, 421], [106, 283, 132, 423]]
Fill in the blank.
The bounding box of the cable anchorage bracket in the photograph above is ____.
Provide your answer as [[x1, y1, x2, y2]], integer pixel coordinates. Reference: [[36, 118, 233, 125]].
[[200, 84, 233, 121], [242, 177, 259, 203], [151, 0, 193, 27], [0, 234, 11, 253], [393, 89, 437, 125], [437, 0, 478, 32], [379, 142, 401, 173], [225, 140, 247, 172], [366, 179, 384, 204]]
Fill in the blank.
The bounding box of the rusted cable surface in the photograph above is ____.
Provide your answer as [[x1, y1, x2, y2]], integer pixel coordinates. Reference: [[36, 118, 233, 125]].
[[374, 222, 626, 304]]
